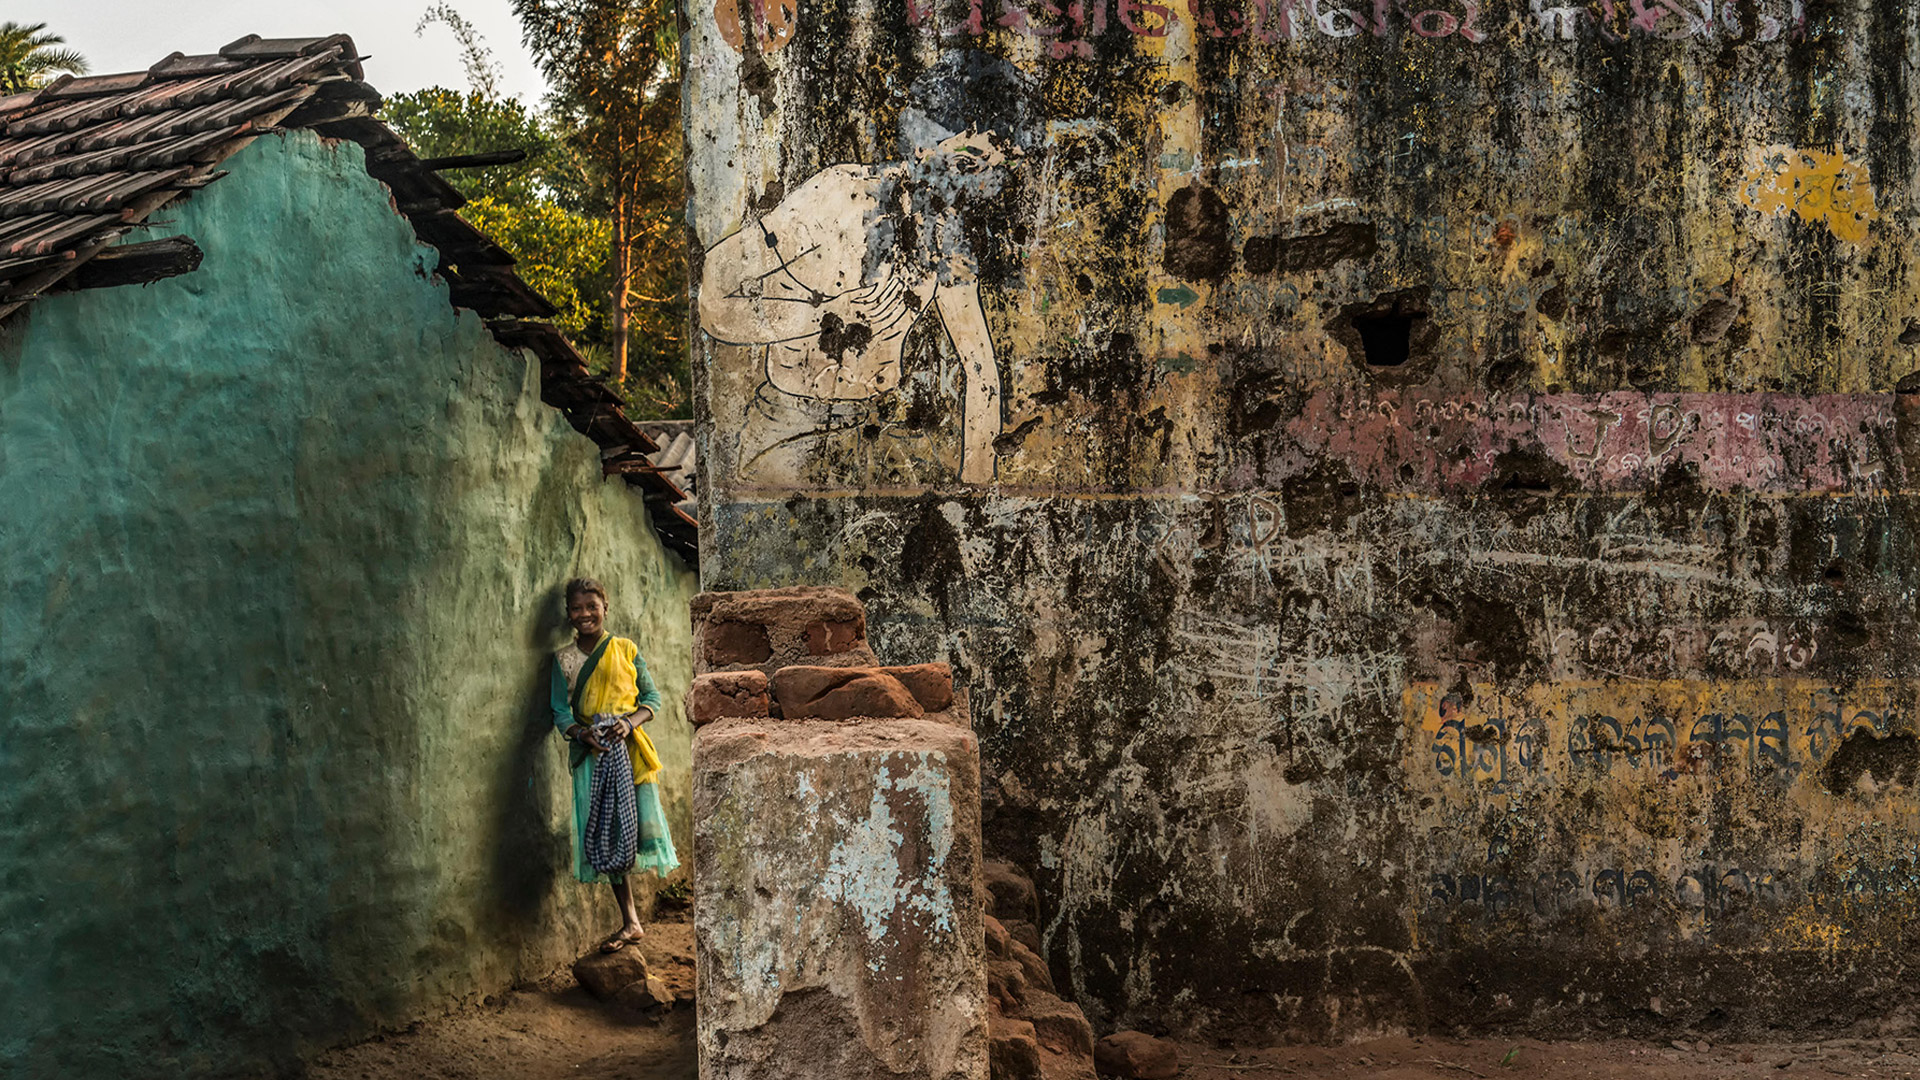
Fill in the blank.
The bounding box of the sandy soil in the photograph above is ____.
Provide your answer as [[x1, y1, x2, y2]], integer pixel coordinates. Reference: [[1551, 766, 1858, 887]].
[[309, 915, 1920, 1080], [1184, 1036, 1920, 1079], [306, 911, 698, 1080]]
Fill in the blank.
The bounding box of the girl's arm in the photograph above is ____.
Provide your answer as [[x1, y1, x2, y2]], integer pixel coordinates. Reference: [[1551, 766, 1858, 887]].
[[625, 654, 666, 728], [550, 659, 582, 736]]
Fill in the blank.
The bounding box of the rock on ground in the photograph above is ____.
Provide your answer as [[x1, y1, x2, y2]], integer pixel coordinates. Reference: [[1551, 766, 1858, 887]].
[[613, 974, 676, 1013], [572, 946, 651, 1000], [1094, 1031, 1180, 1079]]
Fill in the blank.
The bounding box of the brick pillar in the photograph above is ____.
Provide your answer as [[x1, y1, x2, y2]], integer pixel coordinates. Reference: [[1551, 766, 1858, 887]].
[[689, 588, 987, 1080]]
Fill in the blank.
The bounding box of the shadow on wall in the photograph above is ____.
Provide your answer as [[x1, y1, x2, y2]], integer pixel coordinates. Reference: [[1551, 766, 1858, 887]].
[[484, 584, 575, 934]]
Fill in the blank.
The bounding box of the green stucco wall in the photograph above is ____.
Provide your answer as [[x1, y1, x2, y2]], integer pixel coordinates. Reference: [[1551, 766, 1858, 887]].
[[0, 130, 696, 1078]]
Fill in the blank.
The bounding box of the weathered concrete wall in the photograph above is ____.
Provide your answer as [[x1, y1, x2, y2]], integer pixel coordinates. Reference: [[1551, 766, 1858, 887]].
[[0, 131, 697, 1078], [688, 0, 1920, 1043]]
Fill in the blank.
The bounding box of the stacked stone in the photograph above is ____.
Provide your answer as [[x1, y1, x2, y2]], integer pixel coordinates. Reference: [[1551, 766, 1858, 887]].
[[981, 860, 1098, 1080], [689, 587, 988, 1080]]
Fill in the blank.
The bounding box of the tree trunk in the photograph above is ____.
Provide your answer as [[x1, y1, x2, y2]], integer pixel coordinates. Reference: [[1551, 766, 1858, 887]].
[[611, 191, 630, 386]]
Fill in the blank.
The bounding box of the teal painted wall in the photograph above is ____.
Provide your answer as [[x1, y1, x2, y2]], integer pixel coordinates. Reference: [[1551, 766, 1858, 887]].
[[0, 131, 697, 1078]]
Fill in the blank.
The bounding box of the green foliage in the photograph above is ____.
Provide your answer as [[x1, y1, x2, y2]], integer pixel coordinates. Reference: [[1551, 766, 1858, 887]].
[[513, 0, 687, 411], [379, 2, 689, 418], [656, 876, 693, 909], [460, 195, 609, 338], [382, 87, 558, 205], [0, 22, 88, 94]]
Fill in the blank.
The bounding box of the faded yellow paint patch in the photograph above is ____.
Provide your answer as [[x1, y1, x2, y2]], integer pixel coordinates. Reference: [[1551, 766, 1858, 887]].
[[1739, 147, 1879, 245], [1403, 679, 1913, 802]]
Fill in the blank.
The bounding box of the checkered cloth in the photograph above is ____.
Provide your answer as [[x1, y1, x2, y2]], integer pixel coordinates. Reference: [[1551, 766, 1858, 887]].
[[583, 715, 638, 876]]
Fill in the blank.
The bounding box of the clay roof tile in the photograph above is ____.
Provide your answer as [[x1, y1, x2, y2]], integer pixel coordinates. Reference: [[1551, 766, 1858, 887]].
[[0, 32, 695, 561]]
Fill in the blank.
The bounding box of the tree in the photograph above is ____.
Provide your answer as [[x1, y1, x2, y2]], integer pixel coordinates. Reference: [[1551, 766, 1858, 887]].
[[417, 2, 501, 99], [513, 0, 685, 393], [383, 87, 556, 205], [461, 196, 612, 338], [0, 22, 88, 94]]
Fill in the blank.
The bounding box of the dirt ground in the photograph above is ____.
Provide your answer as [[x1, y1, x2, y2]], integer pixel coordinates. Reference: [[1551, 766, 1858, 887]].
[[308, 916, 1920, 1080], [1182, 1038, 1920, 1079], [306, 911, 698, 1080]]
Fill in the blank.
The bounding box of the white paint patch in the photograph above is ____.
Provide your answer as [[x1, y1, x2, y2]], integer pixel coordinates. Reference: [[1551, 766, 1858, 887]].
[[1243, 748, 1313, 845], [824, 755, 959, 946]]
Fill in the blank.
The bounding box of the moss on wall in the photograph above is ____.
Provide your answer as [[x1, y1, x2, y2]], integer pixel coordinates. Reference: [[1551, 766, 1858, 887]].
[[0, 130, 696, 1078]]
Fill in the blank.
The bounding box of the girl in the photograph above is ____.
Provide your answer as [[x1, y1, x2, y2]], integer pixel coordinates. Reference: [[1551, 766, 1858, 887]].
[[549, 577, 678, 951]]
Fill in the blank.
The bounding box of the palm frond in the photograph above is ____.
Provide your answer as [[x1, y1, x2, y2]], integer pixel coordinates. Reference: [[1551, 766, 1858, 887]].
[[0, 21, 87, 94], [23, 49, 87, 75]]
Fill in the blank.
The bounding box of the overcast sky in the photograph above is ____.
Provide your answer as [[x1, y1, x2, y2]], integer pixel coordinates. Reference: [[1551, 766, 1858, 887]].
[[11, 0, 552, 103]]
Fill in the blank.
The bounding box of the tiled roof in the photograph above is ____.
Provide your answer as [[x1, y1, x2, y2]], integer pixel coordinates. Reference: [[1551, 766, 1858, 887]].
[[0, 34, 696, 568], [641, 420, 698, 521]]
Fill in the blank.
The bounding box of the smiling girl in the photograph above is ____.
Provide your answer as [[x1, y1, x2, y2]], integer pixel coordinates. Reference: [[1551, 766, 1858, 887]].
[[549, 577, 678, 952]]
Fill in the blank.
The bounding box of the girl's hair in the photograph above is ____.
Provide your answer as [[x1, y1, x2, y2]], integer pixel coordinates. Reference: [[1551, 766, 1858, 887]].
[[564, 577, 608, 606]]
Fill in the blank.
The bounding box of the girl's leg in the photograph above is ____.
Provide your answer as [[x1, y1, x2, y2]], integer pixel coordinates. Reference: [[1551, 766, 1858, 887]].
[[609, 877, 645, 939]]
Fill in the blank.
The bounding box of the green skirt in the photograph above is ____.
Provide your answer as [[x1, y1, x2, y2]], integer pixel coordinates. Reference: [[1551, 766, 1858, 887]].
[[570, 764, 679, 884]]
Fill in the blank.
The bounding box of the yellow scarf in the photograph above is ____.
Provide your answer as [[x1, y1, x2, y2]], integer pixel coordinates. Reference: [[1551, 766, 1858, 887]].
[[577, 636, 663, 785]]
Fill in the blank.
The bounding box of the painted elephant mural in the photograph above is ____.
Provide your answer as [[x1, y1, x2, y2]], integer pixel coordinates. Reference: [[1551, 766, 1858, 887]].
[[696, 53, 1035, 491], [698, 133, 1009, 486]]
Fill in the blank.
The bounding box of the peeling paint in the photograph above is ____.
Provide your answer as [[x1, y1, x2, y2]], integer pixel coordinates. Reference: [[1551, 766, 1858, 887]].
[[689, 0, 1920, 1044]]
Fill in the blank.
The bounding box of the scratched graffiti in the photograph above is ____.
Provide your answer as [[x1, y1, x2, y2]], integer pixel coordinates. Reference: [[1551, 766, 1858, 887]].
[[1426, 864, 1795, 917], [898, 0, 1806, 56], [1288, 390, 1899, 495], [1427, 856, 1920, 928], [1546, 621, 1823, 679]]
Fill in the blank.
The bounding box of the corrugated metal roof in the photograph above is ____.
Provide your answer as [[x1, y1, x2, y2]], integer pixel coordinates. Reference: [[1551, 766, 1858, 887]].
[[0, 34, 697, 567]]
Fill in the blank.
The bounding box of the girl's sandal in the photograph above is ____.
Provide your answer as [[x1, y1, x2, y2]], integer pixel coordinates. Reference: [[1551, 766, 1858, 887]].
[[599, 928, 645, 953]]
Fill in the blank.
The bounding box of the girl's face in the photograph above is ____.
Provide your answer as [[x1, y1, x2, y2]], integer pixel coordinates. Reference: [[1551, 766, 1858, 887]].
[[568, 592, 607, 639]]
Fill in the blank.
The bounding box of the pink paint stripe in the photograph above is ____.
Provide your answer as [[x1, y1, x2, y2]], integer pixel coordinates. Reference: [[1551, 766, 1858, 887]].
[[1286, 389, 1901, 494]]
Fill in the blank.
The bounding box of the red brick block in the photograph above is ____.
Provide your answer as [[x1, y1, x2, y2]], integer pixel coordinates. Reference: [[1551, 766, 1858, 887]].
[[688, 670, 771, 725], [773, 665, 925, 720], [805, 619, 864, 655], [705, 620, 771, 666], [883, 663, 954, 712], [990, 1016, 1043, 1080]]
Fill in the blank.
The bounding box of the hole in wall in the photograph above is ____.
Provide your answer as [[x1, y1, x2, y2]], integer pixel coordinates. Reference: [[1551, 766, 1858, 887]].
[[1353, 309, 1416, 367], [1328, 289, 1438, 385]]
